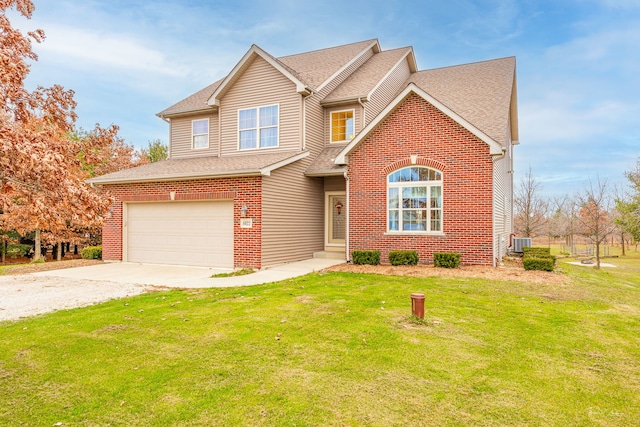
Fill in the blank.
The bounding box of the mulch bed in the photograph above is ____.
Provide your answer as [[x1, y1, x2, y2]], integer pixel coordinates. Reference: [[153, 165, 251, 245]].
[[0, 258, 102, 275]]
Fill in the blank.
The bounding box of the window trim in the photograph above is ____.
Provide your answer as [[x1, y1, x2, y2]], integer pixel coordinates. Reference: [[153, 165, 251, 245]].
[[330, 109, 355, 144], [386, 166, 444, 234], [191, 118, 209, 150], [237, 103, 280, 151]]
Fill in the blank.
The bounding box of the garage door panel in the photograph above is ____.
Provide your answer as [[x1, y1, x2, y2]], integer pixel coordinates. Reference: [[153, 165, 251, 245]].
[[126, 201, 234, 268]]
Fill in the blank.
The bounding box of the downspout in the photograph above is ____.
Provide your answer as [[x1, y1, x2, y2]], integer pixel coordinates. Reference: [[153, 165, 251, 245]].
[[158, 115, 171, 159], [302, 95, 307, 150], [344, 170, 350, 262], [491, 147, 508, 266], [357, 97, 366, 128]]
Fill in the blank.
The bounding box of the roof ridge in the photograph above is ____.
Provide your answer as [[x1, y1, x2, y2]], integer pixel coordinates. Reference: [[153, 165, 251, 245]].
[[276, 38, 378, 60], [417, 56, 515, 73]]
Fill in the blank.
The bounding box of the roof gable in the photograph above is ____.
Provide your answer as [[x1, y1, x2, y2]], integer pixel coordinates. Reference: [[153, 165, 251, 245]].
[[159, 39, 382, 117], [335, 83, 507, 164], [207, 45, 312, 107]]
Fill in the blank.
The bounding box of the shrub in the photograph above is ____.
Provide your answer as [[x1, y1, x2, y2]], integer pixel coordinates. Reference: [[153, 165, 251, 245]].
[[433, 252, 461, 269], [523, 247, 551, 257], [351, 250, 380, 265], [388, 250, 419, 266], [3, 243, 32, 257], [522, 247, 556, 271], [81, 246, 102, 260], [523, 257, 555, 272]]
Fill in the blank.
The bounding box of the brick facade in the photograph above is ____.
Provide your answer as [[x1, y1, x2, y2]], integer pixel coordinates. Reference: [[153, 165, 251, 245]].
[[102, 177, 263, 269], [346, 93, 494, 265]]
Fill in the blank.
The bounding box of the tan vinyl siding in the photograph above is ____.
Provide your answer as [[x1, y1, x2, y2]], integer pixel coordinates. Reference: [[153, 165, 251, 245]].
[[305, 48, 375, 154], [169, 113, 219, 159], [492, 132, 514, 265], [366, 58, 411, 126], [219, 56, 301, 156], [324, 176, 346, 192], [262, 160, 324, 266]]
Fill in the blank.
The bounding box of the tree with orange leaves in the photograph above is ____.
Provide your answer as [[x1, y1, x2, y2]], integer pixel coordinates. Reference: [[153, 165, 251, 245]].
[[0, 0, 138, 259], [576, 178, 615, 269]]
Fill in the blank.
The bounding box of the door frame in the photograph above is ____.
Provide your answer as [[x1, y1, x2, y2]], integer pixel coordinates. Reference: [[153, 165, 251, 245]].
[[325, 191, 346, 251]]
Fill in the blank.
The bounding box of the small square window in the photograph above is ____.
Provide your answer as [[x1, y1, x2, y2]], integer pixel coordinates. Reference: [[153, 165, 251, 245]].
[[331, 110, 354, 143]]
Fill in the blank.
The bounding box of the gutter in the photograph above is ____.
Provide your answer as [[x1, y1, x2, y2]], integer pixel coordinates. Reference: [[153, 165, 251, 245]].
[[344, 170, 351, 263]]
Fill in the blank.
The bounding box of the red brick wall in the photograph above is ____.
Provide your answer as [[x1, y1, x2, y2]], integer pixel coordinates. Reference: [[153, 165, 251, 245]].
[[347, 93, 494, 265], [102, 177, 263, 269]]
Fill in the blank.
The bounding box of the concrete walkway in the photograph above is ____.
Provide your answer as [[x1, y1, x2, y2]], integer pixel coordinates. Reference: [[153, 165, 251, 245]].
[[31, 258, 346, 288]]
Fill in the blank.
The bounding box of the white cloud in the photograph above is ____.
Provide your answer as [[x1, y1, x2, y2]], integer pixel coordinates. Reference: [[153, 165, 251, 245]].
[[33, 24, 188, 77], [520, 99, 634, 144]]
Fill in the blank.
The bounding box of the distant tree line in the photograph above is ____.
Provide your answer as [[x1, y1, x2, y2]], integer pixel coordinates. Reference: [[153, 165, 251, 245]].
[[514, 160, 640, 269]]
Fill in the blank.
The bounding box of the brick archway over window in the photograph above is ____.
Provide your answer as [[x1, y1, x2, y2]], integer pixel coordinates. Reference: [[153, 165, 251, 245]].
[[382, 157, 447, 176]]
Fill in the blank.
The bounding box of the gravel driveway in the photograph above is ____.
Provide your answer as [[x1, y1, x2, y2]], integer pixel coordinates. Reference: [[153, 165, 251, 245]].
[[0, 274, 151, 322]]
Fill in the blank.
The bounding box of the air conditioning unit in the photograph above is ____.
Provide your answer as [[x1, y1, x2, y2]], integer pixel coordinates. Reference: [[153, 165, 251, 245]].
[[513, 237, 532, 253]]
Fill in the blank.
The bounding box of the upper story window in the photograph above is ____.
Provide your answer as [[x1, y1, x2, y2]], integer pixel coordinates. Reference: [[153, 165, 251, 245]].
[[331, 110, 354, 143], [388, 166, 443, 233], [239, 104, 279, 150], [192, 119, 209, 149]]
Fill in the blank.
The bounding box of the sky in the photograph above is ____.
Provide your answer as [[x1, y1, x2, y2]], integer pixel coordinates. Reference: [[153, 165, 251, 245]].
[[7, 0, 640, 198]]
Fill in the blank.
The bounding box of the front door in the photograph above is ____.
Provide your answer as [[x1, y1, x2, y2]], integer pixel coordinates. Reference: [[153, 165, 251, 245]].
[[325, 192, 346, 251]]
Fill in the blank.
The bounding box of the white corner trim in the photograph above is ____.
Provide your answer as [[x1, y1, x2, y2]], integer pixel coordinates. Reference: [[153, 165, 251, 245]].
[[335, 83, 503, 165]]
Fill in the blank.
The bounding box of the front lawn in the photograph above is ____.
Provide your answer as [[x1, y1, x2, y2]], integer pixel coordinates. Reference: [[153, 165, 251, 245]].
[[1, 256, 639, 426]]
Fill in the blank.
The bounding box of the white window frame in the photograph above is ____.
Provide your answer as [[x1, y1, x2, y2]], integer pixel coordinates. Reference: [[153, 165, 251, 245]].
[[191, 118, 209, 150], [238, 104, 279, 150], [387, 166, 444, 234], [330, 109, 355, 143]]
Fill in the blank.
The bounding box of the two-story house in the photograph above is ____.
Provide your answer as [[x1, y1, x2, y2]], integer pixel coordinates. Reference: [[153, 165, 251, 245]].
[[89, 39, 518, 269]]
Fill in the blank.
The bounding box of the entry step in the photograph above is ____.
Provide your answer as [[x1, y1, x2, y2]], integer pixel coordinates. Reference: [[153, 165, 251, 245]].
[[313, 251, 346, 260]]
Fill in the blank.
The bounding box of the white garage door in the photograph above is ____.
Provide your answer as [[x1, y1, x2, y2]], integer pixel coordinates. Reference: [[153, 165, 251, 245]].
[[126, 201, 234, 268]]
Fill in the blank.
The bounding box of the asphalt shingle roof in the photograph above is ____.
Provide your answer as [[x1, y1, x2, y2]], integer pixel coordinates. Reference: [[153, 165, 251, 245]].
[[304, 145, 347, 176], [322, 47, 412, 104], [158, 39, 378, 118], [406, 57, 516, 146], [157, 79, 224, 117], [88, 151, 306, 185], [277, 39, 377, 89]]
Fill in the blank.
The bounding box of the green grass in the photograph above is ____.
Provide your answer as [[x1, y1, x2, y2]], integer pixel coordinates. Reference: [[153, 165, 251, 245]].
[[1, 256, 639, 426], [211, 268, 255, 278]]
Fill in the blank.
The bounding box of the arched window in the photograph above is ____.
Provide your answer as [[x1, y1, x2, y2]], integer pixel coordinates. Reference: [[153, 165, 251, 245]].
[[387, 166, 442, 232]]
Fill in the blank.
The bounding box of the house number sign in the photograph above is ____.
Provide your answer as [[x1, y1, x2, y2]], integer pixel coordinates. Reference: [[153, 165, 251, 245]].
[[240, 218, 253, 228]]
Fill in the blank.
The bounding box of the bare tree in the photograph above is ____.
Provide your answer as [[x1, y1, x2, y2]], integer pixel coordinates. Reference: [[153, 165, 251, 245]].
[[514, 168, 548, 237], [575, 178, 616, 269]]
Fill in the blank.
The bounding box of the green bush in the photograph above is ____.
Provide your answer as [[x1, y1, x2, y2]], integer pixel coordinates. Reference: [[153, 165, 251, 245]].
[[2, 243, 32, 257], [523, 247, 551, 257], [388, 250, 419, 266], [81, 246, 102, 260], [523, 257, 555, 272], [433, 252, 461, 268], [351, 250, 380, 265], [522, 247, 556, 270]]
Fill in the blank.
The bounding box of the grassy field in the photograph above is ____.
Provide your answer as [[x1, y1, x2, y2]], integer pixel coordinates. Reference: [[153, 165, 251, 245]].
[[1, 254, 639, 426]]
